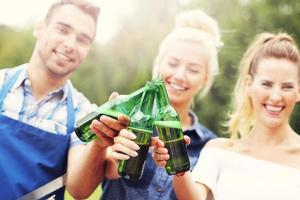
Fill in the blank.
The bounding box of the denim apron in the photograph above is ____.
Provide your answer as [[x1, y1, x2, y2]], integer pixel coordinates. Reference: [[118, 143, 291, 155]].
[[0, 69, 75, 199]]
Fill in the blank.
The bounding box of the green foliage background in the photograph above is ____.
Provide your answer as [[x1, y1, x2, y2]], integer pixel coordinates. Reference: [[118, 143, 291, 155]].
[[1, 0, 300, 137], [1, 0, 300, 199]]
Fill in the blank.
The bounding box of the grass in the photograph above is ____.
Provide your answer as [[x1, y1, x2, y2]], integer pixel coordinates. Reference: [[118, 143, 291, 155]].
[[65, 187, 101, 200]]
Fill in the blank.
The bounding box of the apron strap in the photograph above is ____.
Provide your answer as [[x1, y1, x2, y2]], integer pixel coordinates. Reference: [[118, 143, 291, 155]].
[[66, 84, 75, 135], [19, 174, 66, 200]]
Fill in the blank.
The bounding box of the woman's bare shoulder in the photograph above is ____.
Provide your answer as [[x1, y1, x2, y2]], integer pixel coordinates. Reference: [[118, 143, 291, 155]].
[[205, 138, 235, 150]]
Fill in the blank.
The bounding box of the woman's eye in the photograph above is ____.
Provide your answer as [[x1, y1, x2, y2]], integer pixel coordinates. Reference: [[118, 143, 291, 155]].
[[282, 85, 294, 90], [188, 68, 199, 74], [168, 62, 177, 67], [261, 82, 272, 87]]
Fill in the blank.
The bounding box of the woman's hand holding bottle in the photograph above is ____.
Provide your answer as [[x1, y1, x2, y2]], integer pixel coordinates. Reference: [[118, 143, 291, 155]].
[[151, 136, 191, 168]]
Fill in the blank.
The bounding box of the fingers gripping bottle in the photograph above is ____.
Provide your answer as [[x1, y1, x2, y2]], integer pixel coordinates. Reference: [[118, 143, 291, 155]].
[[75, 88, 144, 142], [153, 79, 190, 175], [118, 81, 156, 180]]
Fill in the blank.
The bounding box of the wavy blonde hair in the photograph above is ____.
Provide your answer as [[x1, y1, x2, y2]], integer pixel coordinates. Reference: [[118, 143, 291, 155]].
[[228, 33, 300, 138], [152, 9, 222, 98]]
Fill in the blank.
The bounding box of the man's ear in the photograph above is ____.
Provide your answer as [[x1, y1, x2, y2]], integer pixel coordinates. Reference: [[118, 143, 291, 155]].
[[33, 20, 46, 38]]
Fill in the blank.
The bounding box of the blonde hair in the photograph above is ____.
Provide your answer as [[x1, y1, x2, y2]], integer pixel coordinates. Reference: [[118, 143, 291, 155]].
[[153, 9, 222, 97], [228, 33, 300, 138]]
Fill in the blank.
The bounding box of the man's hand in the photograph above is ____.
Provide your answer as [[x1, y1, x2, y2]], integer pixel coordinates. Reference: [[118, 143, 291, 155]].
[[109, 129, 140, 162], [90, 114, 129, 147], [89, 92, 130, 147]]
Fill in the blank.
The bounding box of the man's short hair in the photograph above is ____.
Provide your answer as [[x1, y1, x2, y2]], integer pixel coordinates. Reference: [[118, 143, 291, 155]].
[[45, 0, 100, 24]]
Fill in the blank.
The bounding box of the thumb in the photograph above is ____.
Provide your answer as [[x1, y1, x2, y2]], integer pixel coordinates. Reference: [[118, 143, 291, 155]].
[[183, 135, 191, 145], [150, 136, 164, 147], [109, 92, 119, 101]]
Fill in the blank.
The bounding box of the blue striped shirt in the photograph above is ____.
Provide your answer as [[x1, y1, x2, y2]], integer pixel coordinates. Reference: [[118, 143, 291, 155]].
[[0, 64, 96, 147]]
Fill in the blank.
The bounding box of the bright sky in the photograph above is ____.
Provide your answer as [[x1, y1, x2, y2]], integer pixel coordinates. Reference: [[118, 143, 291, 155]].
[[0, 0, 136, 43]]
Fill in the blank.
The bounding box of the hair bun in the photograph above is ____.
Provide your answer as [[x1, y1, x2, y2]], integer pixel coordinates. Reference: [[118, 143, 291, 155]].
[[175, 10, 222, 48]]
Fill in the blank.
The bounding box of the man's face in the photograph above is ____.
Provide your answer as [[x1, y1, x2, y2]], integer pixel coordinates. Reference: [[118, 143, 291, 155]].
[[34, 4, 96, 78]]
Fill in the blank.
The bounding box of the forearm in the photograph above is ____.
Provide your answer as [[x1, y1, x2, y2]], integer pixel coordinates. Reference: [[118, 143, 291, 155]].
[[174, 172, 207, 200], [66, 140, 107, 199]]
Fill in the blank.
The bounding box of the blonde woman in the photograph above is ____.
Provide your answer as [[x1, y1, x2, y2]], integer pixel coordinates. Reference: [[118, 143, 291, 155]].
[[97, 9, 222, 200], [153, 32, 300, 200]]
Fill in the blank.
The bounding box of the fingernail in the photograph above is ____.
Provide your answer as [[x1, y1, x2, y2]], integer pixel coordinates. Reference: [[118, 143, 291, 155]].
[[133, 144, 140, 151], [99, 115, 107, 121], [132, 151, 138, 157], [123, 155, 130, 160], [130, 133, 137, 140]]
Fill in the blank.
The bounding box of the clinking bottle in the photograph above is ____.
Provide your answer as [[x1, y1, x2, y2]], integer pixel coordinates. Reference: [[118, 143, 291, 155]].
[[153, 79, 190, 175], [75, 88, 144, 142], [118, 81, 156, 180]]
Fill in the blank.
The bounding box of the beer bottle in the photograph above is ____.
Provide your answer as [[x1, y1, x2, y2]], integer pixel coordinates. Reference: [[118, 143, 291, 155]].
[[118, 81, 156, 180], [75, 88, 144, 142], [153, 79, 190, 175]]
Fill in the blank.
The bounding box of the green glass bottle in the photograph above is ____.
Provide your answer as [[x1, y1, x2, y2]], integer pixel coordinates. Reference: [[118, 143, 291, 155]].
[[118, 81, 156, 180], [153, 79, 190, 175], [75, 87, 144, 142]]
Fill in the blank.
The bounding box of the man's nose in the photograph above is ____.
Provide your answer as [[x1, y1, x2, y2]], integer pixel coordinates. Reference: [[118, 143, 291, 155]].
[[63, 35, 76, 52]]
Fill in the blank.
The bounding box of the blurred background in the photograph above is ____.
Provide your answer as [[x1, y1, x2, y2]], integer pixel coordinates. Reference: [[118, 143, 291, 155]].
[[1, 0, 300, 199], [1, 0, 300, 137]]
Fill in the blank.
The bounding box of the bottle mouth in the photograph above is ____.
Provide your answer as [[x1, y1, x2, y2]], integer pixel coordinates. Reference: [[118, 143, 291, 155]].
[[146, 78, 164, 89]]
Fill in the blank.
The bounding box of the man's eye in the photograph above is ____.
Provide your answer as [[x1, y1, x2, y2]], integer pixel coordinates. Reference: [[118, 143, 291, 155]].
[[57, 27, 67, 34], [78, 37, 90, 46]]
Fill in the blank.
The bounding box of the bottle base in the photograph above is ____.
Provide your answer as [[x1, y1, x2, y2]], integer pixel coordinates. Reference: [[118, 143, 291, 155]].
[[166, 163, 190, 175]]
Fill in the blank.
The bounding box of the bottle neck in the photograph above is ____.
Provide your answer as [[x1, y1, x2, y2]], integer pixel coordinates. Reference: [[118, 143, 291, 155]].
[[129, 86, 155, 130], [156, 81, 170, 108], [107, 87, 144, 116], [137, 88, 155, 114]]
